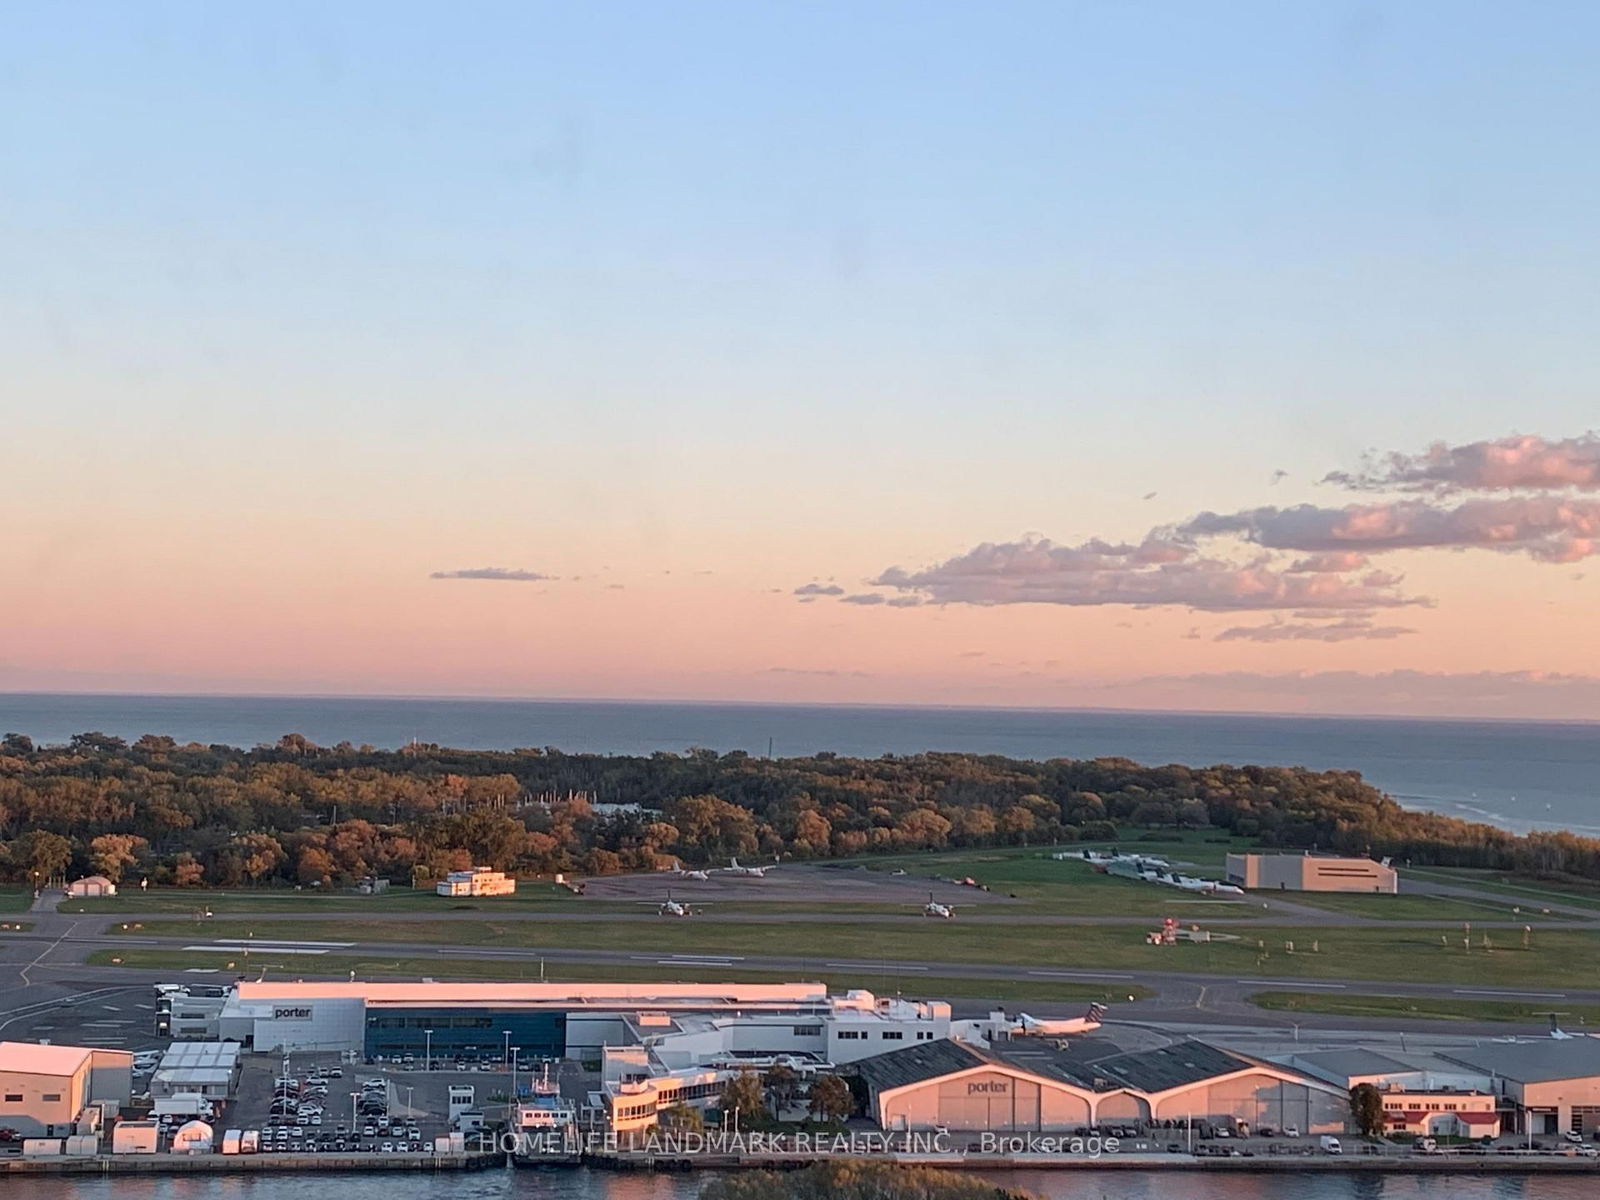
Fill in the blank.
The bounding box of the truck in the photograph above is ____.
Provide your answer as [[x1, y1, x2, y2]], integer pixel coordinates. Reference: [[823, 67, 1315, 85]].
[[240, 1130, 260, 1154], [221, 1129, 243, 1155], [1320, 1135, 1343, 1154]]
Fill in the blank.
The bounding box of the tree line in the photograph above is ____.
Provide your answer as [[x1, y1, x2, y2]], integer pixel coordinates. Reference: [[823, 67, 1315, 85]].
[[0, 730, 1596, 889]]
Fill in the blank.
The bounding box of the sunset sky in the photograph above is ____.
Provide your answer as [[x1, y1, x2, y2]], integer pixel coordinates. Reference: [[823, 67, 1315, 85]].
[[6, 3, 1600, 718]]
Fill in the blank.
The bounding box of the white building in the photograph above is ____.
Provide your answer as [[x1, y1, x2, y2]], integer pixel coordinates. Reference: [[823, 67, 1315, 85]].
[[151, 1042, 241, 1100], [65, 876, 117, 898], [436, 868, 516, 897], [596, 993, 1102, 1132]]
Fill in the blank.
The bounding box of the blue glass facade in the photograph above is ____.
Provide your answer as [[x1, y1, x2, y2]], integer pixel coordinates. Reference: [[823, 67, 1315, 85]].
[[363, 1007, 568, 1060]]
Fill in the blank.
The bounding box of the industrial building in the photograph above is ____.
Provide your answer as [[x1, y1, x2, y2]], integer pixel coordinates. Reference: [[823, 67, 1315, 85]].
[[1282, 1040, 1600, 1138], [853, 1035, 1347, 1133], [435, 868, 516, 897], [1442, 1040, 1600, 1137], [175, 979, 839, 1057], [1225, 852, 1397, 894], [0, 1042, 133, 1137], [597, 993, 1041, 1133]]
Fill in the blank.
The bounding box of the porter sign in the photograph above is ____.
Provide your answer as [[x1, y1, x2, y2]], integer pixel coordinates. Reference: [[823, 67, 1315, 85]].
[[273, 1006, 313, 1020]]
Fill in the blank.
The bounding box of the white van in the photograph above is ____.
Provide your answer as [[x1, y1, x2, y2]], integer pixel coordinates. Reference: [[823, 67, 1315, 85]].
[[1320, 1135, 1342, 1154]]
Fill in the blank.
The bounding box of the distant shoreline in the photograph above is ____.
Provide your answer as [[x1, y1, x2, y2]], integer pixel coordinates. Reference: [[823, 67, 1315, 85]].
[[3, 689, 1598, 729]]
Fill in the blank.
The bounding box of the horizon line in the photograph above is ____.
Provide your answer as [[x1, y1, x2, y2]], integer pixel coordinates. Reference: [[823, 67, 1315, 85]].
[[1, 688, 1597, 730]]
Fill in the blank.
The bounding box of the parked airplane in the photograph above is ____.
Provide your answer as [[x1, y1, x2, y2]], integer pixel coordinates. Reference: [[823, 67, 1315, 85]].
[[719, 857, 774, 878], [670, 859, 711, 881], [922, 893, 955, 919]]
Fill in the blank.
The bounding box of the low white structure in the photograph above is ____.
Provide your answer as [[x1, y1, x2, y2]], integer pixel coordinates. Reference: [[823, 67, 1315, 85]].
[[111, 1120, 159, 1154], [65, 876, 117, 898], [151, 1041, 241, 1100], [436, 868, 516, 897], [171, 1119, 214, 1154]]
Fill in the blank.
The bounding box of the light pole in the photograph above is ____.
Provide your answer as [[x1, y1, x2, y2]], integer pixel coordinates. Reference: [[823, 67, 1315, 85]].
[[424, 1029, 433, 1073], [510, 1047, 519, 1103], [350, 1091, 358, 1130], [503, 1030, 511, 1072]]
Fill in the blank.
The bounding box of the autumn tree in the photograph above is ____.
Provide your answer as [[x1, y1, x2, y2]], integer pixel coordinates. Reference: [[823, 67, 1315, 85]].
[[716, 1071, 765, 1127], [88, 833, 149, 882], [232, 833, 286, 884], [762, 1063, 799, 1119], [807, 1074, 854, 1124], [11, 830, 72, 883], [1349, 1083, 1386, 1137]]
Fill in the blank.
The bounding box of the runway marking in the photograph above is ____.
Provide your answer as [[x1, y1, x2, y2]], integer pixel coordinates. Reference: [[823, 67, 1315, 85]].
[[1028, 970, 1136, 980], [1454, 988, 1567, 998], [826, 963, 927, 970], [209, 939, 354, 948], [1252, 981, 1347, 989], [183, 968, 219, 973]]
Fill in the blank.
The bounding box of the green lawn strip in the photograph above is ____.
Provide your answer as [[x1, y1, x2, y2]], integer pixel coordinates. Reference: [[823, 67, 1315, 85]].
[[1252, 989, 1600, 1026], [0, 890, 35, 913], [1404, 868, 1600, 912], [128, 917, 1600, 988], [57, 884, 584, 915], [842, 848, 1253, 916], [85, 949, 1144, 1006], [1273, 892, 1532, 922]]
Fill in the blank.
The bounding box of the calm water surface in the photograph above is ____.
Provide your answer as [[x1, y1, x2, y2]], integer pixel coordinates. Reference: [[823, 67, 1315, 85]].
[[4, 1168, 1596, 1200]]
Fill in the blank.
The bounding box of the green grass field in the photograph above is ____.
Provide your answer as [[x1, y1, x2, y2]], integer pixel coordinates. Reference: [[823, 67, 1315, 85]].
[[0, 889, 35, 913], [85, 948, 1145, 1006], [1405, 867, 1600, 912], [851, 842, 1255, 917], [134, 915, 1600, 987], [57, 883, 584, 914], [1252, 990, 1600, 1026], [1271, 891, 1535, 922]]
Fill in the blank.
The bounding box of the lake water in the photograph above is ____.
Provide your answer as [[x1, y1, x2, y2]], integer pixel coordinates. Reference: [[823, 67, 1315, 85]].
[[6, 1167, 1598, 1200], [2, 693, 1598, 837]]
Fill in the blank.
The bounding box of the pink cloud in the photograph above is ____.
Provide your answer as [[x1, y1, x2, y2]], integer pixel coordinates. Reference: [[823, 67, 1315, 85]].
[[1182, 496, 1600, 562], [870, 535, 1422, 612], [1214, 617, 1416, 643], [1328, 433, 1600, 493]]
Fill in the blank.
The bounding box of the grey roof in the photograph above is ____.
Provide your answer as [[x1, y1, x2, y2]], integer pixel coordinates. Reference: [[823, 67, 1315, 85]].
[[856, 1036, 1257, 1097], [1444, 1039, 1600, 1084], [852, 1039, 986, 1093], [1286, 1049, 1416, 1083], [1083, 1040, 1254, 1094]]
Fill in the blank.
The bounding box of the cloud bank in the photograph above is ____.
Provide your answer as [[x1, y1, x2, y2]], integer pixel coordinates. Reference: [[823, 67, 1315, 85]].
[[1327, 433, 1600, 493], [1181, 496, 1600, 563], [870, 536, 1422, 612], [806, 432, 1597, 616], [430, 567, 554, 582], [1215, 617, 1417, 643]]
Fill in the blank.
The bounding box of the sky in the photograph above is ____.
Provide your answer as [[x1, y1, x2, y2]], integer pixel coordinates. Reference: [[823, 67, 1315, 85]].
[[3, 1, 1600, 719]]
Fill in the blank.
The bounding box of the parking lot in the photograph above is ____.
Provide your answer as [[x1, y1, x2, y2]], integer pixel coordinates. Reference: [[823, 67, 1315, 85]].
[[227, 1049, 534, 1156]]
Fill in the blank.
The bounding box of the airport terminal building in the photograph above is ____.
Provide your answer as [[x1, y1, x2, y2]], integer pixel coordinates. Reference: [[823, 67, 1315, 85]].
[[191, 980, 840, 1059]]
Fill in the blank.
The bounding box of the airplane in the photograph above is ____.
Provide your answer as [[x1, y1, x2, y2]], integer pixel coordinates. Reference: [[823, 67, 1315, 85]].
[[655, 891, 699, 918], [922, 893, 955, 919], [670, 859, 711, 881], [718, 857, 774, 878]]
